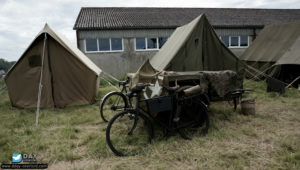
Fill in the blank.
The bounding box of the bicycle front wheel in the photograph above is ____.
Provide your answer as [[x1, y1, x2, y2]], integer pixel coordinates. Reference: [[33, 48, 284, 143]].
[[100, 91, 128, 122], [106, 110, 153, 156]]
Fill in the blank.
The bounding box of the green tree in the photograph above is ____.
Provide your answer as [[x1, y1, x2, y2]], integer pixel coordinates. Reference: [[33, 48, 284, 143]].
[[0, 58, 16, 72]]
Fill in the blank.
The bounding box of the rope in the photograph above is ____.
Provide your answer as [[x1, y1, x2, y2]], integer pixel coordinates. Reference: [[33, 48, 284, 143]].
[[286, 76, 300, 88], [248, 64, 275, 80], [101, 71, 121, 82], [247, 65, 270, 79], [36, 33, 47, 127], [245, 64, 289, 86], [100, 77, 120, 91], [245, 68, 262, 80]]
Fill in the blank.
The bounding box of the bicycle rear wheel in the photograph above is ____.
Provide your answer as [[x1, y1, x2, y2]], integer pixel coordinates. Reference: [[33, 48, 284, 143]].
[[193, 100, 209, 135], [106, 110, 153, 156], [178, 98, 209, 137], [100, 91, 128, 122]]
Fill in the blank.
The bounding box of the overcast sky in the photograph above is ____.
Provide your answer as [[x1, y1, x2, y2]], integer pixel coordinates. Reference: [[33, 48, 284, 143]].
[[1, 0, 300, 61]]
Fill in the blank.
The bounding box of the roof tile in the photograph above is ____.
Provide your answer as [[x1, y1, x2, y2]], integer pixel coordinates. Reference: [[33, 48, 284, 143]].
[[73, 7, 300, 30]]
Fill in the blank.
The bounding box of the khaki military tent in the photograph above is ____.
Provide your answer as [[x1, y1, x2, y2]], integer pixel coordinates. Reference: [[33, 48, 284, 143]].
[[240, 20, 300, 85], [150, 14, 245, 84], [5, 24, 102, 108]]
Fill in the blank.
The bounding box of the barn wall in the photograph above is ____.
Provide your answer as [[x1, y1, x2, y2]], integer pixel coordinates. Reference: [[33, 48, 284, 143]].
[[77, 28, 261, 76]]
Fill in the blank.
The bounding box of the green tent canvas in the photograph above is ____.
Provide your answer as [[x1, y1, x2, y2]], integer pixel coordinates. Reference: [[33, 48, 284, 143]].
[[240, 20, 300, 85], [150, 14, 245, 84]]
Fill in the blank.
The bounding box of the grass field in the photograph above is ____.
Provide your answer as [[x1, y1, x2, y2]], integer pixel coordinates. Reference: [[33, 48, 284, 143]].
[[0, 78, 299, 169]]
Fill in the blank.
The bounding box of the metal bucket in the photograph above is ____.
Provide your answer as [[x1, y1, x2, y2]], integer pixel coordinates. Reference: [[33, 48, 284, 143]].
[[241, 99, 255, 115]]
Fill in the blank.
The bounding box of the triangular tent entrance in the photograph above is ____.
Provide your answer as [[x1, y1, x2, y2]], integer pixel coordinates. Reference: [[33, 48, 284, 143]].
[[5, 24, 102, 108]]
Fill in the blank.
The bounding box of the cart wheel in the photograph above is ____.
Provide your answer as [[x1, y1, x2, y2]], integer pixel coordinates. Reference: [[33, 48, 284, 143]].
[[195, 101, 209, 136], [106, 110, 153, 156], [179, 99, 209, 137]]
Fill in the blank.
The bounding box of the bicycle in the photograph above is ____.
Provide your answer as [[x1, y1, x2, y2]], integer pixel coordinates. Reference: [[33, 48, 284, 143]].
[[99, 77, 131, 122], [106, 83, 210, 156]]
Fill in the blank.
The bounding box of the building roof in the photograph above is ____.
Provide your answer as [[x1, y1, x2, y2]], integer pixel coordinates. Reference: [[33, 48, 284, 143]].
[[73, 7, 300, 30]]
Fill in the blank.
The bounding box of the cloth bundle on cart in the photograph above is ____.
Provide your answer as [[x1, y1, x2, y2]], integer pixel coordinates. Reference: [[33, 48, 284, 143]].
[[128, 60, 240, 100]]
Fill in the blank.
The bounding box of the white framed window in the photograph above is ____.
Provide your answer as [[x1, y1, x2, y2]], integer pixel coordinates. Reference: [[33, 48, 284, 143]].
[[135, 38, 146, 50], [159, 37, 168, 48], [240, 35, 249, 47], [220, 36, 229, 47], [147, 38, 158, 49], [111, 38, 123, 51], [85, 39, 98, 52], [220, 35, 249, 48], [230, 36, 239, 47], [135, 37, 168, 51], [99, 38, 110, 51], [85, 38, 123, 53]]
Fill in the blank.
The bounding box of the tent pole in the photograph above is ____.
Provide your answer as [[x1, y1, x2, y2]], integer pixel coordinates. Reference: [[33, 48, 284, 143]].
[[36, 33, 47, 127]]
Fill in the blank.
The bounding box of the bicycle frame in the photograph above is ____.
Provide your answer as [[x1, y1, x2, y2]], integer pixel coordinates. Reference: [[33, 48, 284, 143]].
[[129, 90, 207, 134], [108, 81, 130, 109], [105, 84, 209, 156]]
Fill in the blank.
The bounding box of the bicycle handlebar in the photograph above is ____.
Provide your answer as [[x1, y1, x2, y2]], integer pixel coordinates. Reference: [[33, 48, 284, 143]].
[[118, 77, 130, 87]]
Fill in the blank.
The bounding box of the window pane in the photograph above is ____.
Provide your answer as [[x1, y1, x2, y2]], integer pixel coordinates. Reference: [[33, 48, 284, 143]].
[[99, 38, 110, 51], [240, 36, 248, 47], [230, 36, 239, 47], [221, 36, 229, 47], [111, 38, 122, 51], [159, 37, 168, 48], [86, 39, 98, 51], [136, 38, 146, 50], [147, 38, 157, 49]]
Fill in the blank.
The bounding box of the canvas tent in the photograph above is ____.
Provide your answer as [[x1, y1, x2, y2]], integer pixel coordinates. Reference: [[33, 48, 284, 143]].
[[5, 24, 102, 108], [130, 14, 244, 99], [150, 14, 245, 84], [240, 20, 300, 85]]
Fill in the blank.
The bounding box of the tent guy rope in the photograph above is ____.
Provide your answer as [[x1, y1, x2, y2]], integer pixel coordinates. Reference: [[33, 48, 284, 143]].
[[100, 77, 120, 91], [246, 64, 289, 85], [286, 76, 300, 88]]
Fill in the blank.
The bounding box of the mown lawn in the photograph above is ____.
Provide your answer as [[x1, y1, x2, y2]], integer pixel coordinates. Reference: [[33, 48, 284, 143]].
[[0, 78, 299, 169]]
